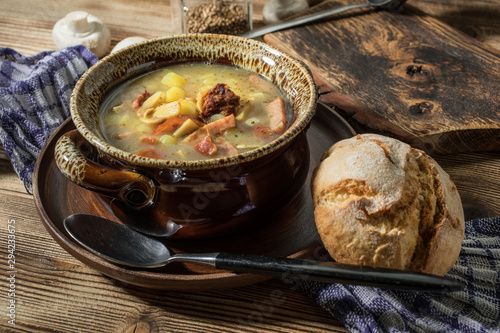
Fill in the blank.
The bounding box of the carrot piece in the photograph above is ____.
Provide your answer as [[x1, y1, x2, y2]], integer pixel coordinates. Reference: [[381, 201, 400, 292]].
[[135, 149, 162, 159], [153, 115, 204, 135], [140, 136, 159, 146]]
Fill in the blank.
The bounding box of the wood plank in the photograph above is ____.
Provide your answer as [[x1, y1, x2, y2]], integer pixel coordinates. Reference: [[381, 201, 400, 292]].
[[434, 152, 500, 220], [0, 0, 266, 56], [0, 144, 9, 161], [264, 0, 500, 155], [0, 192, 345, 332], [0, 0, 174, 55], [0, 160, 29, 196], [410, 0, 500, 50]]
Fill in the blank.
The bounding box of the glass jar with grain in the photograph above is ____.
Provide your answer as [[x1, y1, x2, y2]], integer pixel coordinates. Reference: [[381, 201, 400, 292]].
[[172, 0, 252, 35]]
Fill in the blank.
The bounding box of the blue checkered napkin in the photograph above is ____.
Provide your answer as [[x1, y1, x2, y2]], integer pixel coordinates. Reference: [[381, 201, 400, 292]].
[[288, 217, 500, 332], [0, 46, 98, 193]]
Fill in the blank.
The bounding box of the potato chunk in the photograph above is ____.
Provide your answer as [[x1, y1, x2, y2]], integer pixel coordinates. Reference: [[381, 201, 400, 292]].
[[166, 87, 186, 103], [180, 99, 198, 116], [161, 72, 186, 87], [159, 134, 177, 145], [173, 118, 200, 138]]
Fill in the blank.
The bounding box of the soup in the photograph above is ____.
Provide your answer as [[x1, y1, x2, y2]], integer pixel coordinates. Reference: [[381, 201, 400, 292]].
[[99, 63, 293, 160]]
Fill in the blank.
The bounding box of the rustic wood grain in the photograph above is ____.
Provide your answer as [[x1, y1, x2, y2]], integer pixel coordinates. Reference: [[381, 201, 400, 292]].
[[0, 145, 10, 161], [0, 192, 346, 332], [0, 0, 266, 56], [1, 0, 499, 332], [0, 162, 29, 196], [264, 0, 500, 155], [410, 0, 500, 50], [434, 152, 500, 220]]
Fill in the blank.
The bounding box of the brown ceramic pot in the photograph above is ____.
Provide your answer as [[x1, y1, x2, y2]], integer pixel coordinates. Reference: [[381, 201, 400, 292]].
[[54, 34, 318, 239]]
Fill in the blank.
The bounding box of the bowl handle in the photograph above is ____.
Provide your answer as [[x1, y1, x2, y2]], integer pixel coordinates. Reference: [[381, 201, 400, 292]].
[[54, 129, 156, 209]]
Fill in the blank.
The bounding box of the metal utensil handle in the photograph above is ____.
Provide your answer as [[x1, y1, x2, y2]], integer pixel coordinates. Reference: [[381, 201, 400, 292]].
[[240, 3, 369, 39], [214, 253, 463, 292]]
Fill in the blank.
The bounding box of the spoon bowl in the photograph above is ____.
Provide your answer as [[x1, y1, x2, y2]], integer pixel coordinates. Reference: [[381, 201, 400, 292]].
[[64, 214, 172, 268], [64, 213, 463, 292]]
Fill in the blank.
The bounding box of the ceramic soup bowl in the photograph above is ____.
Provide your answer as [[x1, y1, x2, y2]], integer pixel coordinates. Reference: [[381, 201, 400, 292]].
[[55, 34, 318, 239]]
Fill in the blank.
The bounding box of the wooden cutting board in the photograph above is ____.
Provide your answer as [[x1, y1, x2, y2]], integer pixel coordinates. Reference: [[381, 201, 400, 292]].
[[264, 0, 500, 155]]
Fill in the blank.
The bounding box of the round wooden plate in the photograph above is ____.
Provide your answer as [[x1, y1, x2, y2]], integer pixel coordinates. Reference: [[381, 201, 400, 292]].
[[33, 103, 356, 291]]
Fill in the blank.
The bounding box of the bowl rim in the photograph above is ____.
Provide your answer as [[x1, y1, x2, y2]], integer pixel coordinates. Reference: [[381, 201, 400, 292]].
[[70, 33, 318, 170]]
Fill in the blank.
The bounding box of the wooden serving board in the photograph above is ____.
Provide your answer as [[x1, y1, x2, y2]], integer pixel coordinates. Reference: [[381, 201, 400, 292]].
[[264, 0, 500, 155]]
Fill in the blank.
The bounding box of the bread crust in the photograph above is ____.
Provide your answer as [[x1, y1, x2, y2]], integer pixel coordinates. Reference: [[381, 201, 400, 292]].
[[312, 134, 465, 276]]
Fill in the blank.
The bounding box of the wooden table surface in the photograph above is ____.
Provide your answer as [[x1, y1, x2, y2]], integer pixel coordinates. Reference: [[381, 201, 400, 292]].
[[0, 0, 499, 332]]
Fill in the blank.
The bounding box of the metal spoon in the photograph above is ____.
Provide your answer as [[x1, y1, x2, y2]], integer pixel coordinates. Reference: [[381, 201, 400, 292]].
[[240, 0, 407, 39], [64, 213, 463, 292]]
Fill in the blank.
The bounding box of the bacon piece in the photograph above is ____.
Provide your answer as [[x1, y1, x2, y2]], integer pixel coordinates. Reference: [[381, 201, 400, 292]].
[[213, 137, 238, 157], [184, 114, 236, 143], [195, 131, 218, 156], [135, 149, 162, 159], [265, 97, 287, 134], [248, 74, 269, 90], [253, 124, 273, 140], [153, 115, 204, 135], [205, 114, 236, 133], [140, 136, 158, 146], [132, 90, 151, 109], [115, 131, 134, 140], [248, 74, 261, 85]]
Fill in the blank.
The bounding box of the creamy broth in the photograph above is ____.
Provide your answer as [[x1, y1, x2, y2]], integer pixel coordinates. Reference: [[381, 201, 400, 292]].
[[99, 63, 292, 160]]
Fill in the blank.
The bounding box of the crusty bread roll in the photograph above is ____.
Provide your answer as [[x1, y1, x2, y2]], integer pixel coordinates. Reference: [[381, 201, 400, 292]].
[[312, 134, 465, 276]]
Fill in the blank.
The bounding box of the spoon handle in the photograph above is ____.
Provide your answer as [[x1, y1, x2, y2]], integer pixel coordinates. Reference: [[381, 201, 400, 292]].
[[240, 3, 369, 39], [214, 253, 463, 292]]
